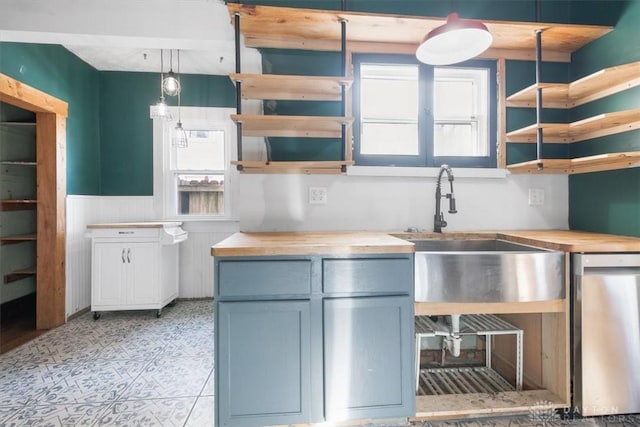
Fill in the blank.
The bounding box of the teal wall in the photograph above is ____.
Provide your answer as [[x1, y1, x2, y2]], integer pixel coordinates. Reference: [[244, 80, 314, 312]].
[[98, 72, 235, 195], [0, 42, 235, 196], [568, 1, 640, 237], [0, 42, 101, 195]]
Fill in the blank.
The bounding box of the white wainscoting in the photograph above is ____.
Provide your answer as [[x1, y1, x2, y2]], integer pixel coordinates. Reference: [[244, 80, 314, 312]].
[[65, 195, 238, 318]]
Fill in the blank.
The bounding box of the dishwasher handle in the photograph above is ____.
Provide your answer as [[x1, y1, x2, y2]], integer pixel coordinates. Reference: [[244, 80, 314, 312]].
[[574, 253, 640, 273]]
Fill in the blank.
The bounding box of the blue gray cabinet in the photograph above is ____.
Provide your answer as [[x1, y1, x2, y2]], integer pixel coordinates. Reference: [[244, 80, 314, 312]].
[[214, 253, 414, 427], [218, 300, 311, 426]]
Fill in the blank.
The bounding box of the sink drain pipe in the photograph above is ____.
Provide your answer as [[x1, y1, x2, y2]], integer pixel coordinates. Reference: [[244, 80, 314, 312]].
[[444, 314, 462, 357]]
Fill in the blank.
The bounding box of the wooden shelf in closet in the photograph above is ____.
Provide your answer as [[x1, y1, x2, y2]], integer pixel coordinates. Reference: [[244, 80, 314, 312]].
[[231, 114, 353, 138], [0, 199, 37, 211], [507, 152, 640, 174], [4, 267, 36, 284], [230, 74, 352, 101], [506, 61, 640, 108], [0, 234, 37, 245], [0, 160, 37, 166]]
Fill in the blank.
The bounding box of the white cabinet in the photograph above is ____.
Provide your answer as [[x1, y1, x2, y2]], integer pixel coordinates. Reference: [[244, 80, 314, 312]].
[[86, 222, 187, 318]]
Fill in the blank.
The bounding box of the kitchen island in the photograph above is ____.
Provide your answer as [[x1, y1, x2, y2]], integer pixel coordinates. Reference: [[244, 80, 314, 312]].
[[212, 230, 640, 425], [211, 232, 415, 427]]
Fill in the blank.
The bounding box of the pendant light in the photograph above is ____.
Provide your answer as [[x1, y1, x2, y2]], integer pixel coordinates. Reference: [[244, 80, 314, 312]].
[[163, 49, 181, 97], [173, 50, 188, 148], [416, 12, 493, 65], [151, 49, 170, 119]]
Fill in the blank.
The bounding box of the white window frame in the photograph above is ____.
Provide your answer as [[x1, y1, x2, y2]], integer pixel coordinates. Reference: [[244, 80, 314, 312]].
[[433, 67, 489, 158], [152, 106, 237, 221]]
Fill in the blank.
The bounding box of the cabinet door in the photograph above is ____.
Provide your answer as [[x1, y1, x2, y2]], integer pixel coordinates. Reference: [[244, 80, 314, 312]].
[[324, 296, 414, 421], [218, 301, 311, 427], [127, 242, 158, 305], [92, 243, 127, 307]]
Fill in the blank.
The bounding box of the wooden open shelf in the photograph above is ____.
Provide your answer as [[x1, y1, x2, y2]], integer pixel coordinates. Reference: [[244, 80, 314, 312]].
[[414, 389, 565, 420], [231, 114, 353, 138], [0, 160, 37, 166], [230, 74, 352, 101], [0, 199, 37, 211], [4, 267, 36, 284], [507, 62, 640, 108], [228, 3, 612, 62], [508, 151, 640, 175], [506, 109, 640, 143], [0, 234, 37, 245], [232, 160, 353, 174]]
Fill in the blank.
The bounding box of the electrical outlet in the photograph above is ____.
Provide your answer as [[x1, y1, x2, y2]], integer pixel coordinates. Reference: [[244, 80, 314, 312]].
[[528, 188, 545, 206], [309, 187, 327, 204]]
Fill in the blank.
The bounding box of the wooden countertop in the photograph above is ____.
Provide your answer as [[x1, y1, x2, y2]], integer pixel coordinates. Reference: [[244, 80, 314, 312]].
[[86, 222, 182, 229], [394, 230, 640, 253], [212, 229, 640, 257], [211, 232, 414, 257]]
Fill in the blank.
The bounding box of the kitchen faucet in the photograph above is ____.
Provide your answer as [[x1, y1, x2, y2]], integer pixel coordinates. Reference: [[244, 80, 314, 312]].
[[434, 164, 457, 233]]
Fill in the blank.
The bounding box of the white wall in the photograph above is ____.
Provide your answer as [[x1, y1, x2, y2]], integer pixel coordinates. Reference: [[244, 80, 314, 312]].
[[66, 171, 567, 317], [238, 172, 569, 232]]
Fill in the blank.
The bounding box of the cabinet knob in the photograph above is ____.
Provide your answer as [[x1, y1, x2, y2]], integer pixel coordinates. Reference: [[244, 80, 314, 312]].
[[127, 248, 131, 263], [121, 248, 126, 263]]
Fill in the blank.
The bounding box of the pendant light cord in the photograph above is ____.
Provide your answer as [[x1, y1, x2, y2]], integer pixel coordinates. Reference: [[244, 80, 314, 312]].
[[177, 49, 182, 123]]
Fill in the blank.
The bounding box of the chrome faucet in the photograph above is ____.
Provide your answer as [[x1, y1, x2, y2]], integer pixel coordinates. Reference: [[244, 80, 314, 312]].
[[434, 164, 457, 233]]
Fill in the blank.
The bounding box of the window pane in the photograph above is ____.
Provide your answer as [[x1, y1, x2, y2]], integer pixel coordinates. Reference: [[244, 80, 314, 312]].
[[435, 79, 474, 118], [434, 122, 489, 157], [360, 64, 419, 120], [176, 129, 225, 171], [361, 122, 418, 155], [177, 174, 224, 215]]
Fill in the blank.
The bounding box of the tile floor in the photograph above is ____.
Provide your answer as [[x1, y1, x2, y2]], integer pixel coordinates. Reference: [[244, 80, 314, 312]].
[[0, 299, 638, 427]]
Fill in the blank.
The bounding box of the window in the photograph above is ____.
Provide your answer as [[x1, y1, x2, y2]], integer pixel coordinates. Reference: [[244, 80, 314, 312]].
[[153, 107, 236, 220], [353, 55, 496, 168], [172, 129, 226, 215]]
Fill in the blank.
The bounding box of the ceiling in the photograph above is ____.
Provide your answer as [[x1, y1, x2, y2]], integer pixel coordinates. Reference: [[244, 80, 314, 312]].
[[0, 0, 262, 75]]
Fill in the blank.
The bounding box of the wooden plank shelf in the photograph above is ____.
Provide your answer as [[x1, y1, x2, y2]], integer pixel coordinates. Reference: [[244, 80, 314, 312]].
[[1, 160, 37, 166], [4, 267, 36, 284], [506, 109, 640, 143], [506, 62, 640, 108], [0, 199, 37, 211], [507, 151, 640, 174], [231, 114, 353, 138], [232, 160, 354, 174], [0, 234, 37, 245], [230, 74, 352, 101], [228, 3, 612, 62], [0, 121, 36, 127]]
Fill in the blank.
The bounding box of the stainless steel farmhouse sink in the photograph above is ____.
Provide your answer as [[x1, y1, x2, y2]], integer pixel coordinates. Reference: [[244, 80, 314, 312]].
[[411, 239, 564, 303]]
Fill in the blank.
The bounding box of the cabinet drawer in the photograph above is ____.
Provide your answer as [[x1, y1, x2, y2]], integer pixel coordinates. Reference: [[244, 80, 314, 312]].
[[323, 257, 412, 295], [218, 260, 312, 297]]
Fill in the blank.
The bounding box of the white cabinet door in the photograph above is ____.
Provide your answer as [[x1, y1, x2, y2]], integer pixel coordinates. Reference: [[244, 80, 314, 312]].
[[127, 242, 158, 305], [92, 243, 127, 307]]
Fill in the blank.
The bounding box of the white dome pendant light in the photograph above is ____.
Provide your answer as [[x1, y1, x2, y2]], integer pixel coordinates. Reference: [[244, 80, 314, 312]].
[[416, 12, 493, 65]]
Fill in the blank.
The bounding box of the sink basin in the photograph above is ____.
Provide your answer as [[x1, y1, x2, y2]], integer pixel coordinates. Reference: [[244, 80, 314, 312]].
[[411, 239, 564, 303]]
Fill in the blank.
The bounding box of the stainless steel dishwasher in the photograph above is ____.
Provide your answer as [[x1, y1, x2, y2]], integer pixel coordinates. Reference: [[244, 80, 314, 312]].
[[573, 253, 640, 417]]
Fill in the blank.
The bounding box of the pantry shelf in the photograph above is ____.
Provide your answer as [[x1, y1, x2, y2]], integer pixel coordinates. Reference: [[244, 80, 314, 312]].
[[4, 267, 36, 284], [0, 234, 37, 245], [0, 199, 37, 211]]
